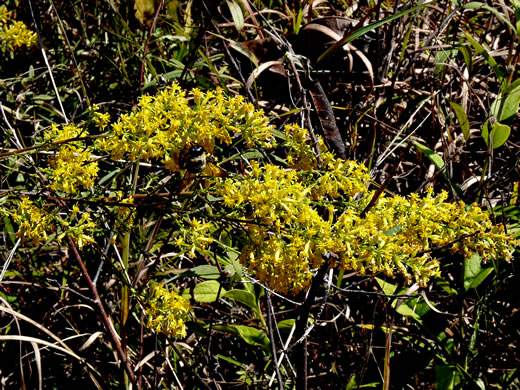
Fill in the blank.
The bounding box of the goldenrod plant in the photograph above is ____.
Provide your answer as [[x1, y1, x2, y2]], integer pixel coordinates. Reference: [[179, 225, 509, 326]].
[[1, 0, 520, 388], [90, 85, 515, 295]]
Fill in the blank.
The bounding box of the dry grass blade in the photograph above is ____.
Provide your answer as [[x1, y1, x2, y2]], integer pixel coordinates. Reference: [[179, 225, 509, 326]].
[[78, 331, 104, 352], [0, 335, 83, 361], [30, 341, 42, 390], [245, 60, 284, 90]]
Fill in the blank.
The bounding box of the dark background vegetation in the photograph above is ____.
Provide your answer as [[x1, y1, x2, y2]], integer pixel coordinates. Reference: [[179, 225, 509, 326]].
[[1, 0, 519, 388]]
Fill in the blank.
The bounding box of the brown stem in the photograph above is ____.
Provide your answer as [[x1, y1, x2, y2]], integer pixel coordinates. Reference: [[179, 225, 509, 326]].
[[294, 263, 329, 390], [67, 236, 137, 384]]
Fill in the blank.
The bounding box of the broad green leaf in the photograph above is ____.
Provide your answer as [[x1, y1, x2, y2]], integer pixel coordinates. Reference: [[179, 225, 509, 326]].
[[383, 225, 402, 236], [376, 278, 423, 323], [213, 324, 270, 350], [449, 101, 470, 140], [193, 280, 225, 303], [464, 253, 494, 290], [435, 365, 460, 390], [223, 289, 258, 312], [486, 122, 511, 148], [434, 49, 457, 75], [395, 302, 422, 323], [491, 79, 520, 121], [224, 260, 243, 280], [413, 141, 445, 171], [277, 319, 295, 339], [464, 253, 482, 291], [501, 79, 520, 121], [226, 0, 244, 31], [375, 277, 397, 295], [191, 265, 220, 280]]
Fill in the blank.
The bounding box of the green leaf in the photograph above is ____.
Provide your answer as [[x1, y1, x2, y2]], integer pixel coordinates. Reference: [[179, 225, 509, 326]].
[[435, 365, 460, 390], [375, 277, 397, 295], [213, 324, 270, 351], [226, 0, 244, 31], [488, 122, 511, 148], [317, 2, 431, 63], [491, 79, 520, 121], [3, 216, 16, 245], [449, 101, 470, 140], [464, 254, 494, 291], [223, 289, 259, 313], [383, 225, 402, 236], [458, 45, 472, 73], [191, 265, 220, 280], [193, 280, 225, 303], [464, 32, 505, 85], [464, 2, 517, 35], [413, 141, 445, 171], [228, 41, 259, 67]]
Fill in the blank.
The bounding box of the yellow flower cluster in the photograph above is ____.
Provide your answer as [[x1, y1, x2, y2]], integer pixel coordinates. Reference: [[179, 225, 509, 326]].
[[0, 6, 37, 52], [44, 124, 99, 194], [11, 197, 55, 246], [85, 85, 516, 294], [145, 283, 192, 338], [10, 199, 95, 249], [214, 123, 516, 293], [215, 159, 371, 293], [56, 204, 96, 250], [176, 218, 215, 257], [95, 84, 274, 172]]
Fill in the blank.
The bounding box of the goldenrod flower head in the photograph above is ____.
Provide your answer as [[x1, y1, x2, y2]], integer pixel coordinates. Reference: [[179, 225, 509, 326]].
[[43, 124, 98, 194], [95, 84, 275, 171], [11, 197, 55, 246], [145, 283, 192, 338], [0, 6, 37, 52], [57, 204, 96, 249], [215, 147, 516, 293]]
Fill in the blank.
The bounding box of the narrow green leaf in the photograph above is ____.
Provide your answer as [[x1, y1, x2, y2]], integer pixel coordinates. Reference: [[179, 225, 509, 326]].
[[317, 2, 431, 63], [464, 2, 517, 35], [413, 141, 445, 171], [464, 32, 505, 85], [228, 41, 259, 67], [458, 45, 472, 73], [226, 0, 244, 31], [193, 280, 225, 303], [449, 101, 470, 140]]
